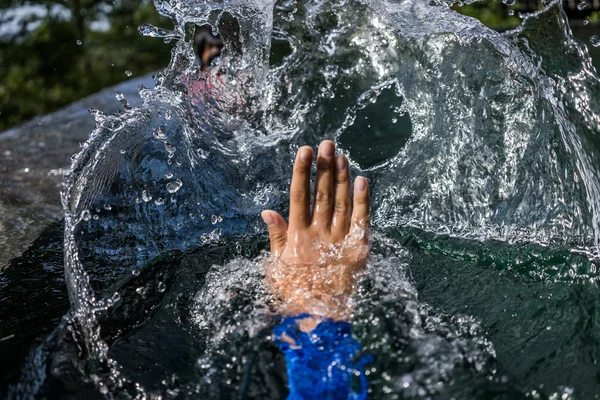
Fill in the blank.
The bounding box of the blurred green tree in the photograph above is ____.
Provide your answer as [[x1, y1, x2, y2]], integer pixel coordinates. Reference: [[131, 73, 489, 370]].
[[0, 0, 173, 131]]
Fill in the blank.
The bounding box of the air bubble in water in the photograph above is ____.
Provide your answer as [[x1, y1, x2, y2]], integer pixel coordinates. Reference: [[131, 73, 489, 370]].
[[164, 142, 176, 157], [76, 40, 82, 45], [591, 35, 600, 47], [508, 9, 514, 16], [141, 190, 152, 202], [577, 1, 587, 10], [166, 178, 183, 193], [125, 70, 133, 77], [153, 127, 167, 140]]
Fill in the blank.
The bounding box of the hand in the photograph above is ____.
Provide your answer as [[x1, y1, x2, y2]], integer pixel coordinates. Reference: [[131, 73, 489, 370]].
[[261, 140, 370, 322]]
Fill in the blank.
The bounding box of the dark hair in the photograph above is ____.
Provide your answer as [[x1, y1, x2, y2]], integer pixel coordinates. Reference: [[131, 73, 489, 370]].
[[195, 26, 224, 65]]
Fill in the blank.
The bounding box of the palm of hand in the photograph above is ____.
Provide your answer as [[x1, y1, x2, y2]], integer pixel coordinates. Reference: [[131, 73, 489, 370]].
[[261, 141, 370, 321]]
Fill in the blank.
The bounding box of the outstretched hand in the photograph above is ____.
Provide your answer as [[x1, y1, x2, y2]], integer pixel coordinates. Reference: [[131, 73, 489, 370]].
[[261, 140, 370, 321]]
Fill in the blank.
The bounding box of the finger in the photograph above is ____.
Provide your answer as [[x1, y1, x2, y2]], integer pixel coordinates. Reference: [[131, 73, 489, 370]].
[[289, 146, 313, 230], [331, 154, 351, 240], [261, 210, 288, 257], [311, 140, 335, 230], [350, 176, 370, 243]]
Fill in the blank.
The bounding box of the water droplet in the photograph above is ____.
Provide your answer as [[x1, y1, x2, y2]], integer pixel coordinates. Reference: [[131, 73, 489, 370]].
[[104, 204, 112, 210], [508, 9, 514, 16], [115, 92, 131, 109], [165, 172, 174, 179], [503, 0, 515, 6], [166, 178, 183, 193], [92, 214, 99, 220], [125, 70, 133, 77], [577, 1, 587, 10], [142, 190, 152, 202], [76, 40, 82, 45], [591, 35, 600, 47], [154, 197, 165, 205], [165, 110, 173, 120], [82, 210, 91, 221], [138, 23, 179, 41], [135, 286, 147, 297], [391, 117, 397, 124], [583, 19, 589, 25], [132, 269, 140, 276], [157, 281, 166, 293]]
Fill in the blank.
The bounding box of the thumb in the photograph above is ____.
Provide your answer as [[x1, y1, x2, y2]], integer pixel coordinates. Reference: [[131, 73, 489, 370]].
[[261, 210, 288, 257]]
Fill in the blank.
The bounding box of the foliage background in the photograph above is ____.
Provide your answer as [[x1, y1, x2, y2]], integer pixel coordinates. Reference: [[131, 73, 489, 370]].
[[0, 0, 173, 131]]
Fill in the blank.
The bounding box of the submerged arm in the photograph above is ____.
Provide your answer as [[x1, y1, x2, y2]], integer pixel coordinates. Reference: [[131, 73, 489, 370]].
[[261, 140, 371, 399]]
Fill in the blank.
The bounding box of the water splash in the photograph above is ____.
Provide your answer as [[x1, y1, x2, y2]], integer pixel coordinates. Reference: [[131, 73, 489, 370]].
[[11, 0, 600, 398]]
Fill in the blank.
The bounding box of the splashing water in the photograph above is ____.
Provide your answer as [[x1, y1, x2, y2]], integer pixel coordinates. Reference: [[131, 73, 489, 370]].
[[8, 0, 600, 398]]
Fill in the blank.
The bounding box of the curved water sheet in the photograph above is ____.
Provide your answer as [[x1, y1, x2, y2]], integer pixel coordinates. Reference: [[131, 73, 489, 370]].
[[10, 0, 600, 398]]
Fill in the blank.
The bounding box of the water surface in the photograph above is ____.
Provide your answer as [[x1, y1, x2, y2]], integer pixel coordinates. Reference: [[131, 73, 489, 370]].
[[2, 0, 600, 398]]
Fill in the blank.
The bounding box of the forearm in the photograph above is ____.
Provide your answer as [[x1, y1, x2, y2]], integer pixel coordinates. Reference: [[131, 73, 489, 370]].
[[273, 314, 371, 400]]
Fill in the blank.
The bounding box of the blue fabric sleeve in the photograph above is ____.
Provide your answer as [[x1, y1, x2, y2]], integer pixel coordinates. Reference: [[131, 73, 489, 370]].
[[273, 314, 372, 400]]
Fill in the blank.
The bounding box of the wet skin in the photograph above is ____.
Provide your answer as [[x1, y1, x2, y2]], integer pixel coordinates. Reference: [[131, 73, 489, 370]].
[[261, 140, 370, 326]]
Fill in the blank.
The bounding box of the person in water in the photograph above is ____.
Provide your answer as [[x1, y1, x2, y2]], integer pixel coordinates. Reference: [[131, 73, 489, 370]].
[[195, 26, 224, 72], [261, 140, 371, 399], [195, 28, 371, 395]]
